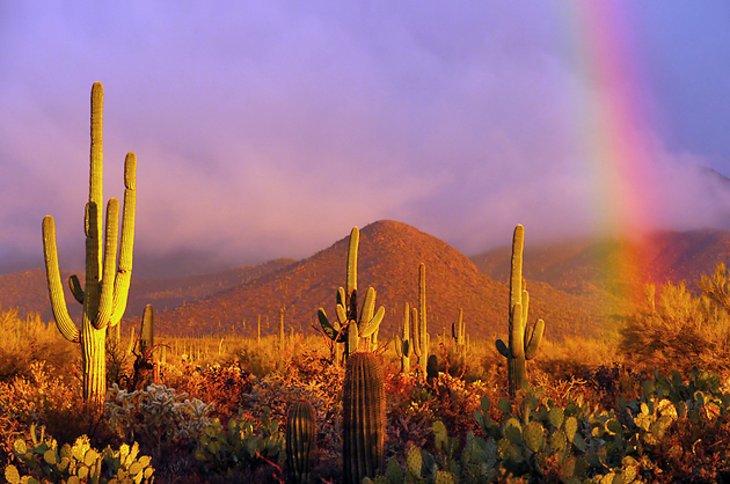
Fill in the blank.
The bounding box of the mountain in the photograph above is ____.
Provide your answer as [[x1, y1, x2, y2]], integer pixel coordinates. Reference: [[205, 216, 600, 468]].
[[158, 220, 607, 340], [0, 258, 294, 323], [471, 228, 730, 296]]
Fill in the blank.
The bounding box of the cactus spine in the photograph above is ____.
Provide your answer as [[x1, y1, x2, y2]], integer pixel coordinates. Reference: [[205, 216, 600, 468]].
[[286, 400, 316, 483], [394, 302, 412, 373], [41, 82, 136, 405], [343, 352, 386, 483], [412, 263, 430, 377], [318, 227, 385, 359], [495, 224, 546, 397]]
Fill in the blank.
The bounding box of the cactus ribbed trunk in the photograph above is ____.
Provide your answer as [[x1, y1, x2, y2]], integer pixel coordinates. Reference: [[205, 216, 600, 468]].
[[508, 226, 527, 394], [343, 352, 385, 483], [286, 401, 316, 483], [81, 319, 106, 404]]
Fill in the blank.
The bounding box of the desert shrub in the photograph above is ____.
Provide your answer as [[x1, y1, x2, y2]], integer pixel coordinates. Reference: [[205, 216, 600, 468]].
[[5, 424, 153, 484], [242, 350, 344, 478], [0, 309, 76, 381], [105, 383, 213, 474], [0, 361, 97, 470], [194, 409, 284, 481], [621, 280, 730, 374], [169, 361, 256, 423]]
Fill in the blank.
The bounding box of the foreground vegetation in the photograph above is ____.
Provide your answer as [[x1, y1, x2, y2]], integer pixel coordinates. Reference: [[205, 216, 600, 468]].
[[3, 259, 730, 483]]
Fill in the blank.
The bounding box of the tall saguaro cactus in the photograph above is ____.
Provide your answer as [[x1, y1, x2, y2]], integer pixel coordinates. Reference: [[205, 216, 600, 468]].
[[318, 227, 385, 359], [412, 263, 430, 377], [495, 224, 546, 397], [42, 82, 137, 405]]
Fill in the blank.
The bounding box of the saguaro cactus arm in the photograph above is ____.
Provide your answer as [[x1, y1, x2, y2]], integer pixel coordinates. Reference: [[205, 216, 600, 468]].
[[524, 318, 545, 360], [110, 152, 137, 325], [68, 275, 84, 304], [95, 198, 120, 330], [42, 216, 80, 343]]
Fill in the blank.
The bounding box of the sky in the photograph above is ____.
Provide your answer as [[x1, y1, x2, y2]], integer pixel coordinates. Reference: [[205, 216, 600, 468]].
[[1, 2, 729, 276]]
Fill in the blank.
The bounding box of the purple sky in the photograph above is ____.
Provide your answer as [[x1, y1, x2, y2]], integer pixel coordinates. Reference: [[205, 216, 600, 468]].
[[1, 2, 729, 276]]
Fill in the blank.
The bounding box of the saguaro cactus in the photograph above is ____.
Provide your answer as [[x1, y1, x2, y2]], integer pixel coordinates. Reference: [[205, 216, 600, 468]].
[[42, 82, 137, 405], [279, 306, 286, 344], [495, 224, 546, 397], [139, 304, 154, 358], [343, 352, 386, 483], [394, 302, 412, 373], [412, 263, 430, 377], [452, 308, 467, 360], [286, 400, 316, 484], [318, 227, 385, 359]]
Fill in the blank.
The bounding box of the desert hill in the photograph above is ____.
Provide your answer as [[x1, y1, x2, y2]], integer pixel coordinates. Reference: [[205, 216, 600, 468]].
[[157, 220, 608, 340], [471, 228, 730, 295], [0, 258, 294, 323]]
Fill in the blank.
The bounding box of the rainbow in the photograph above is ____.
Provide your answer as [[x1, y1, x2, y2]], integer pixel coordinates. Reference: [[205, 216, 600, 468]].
[[562, 2, 660, 306]]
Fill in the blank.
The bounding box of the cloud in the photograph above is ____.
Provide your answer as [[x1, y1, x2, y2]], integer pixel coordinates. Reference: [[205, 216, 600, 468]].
[[1, 2, 728, 275]]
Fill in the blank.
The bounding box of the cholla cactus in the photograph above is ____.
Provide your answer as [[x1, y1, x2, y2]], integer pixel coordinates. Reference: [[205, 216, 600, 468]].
[[318, 227, 385, 359], [41, 82, 137, 405], [495, 225, 546, 396]]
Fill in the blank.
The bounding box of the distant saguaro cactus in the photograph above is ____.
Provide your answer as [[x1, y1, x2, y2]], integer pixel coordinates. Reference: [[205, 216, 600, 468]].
[[495, 224, 546, 397], [394, 302, 412, 373], [452, 308, 467, 360], [132, 304, 157, 390], [343, 352, 386, 483], [139, 304, 154, 358], [318, 227, 385, 360], [412, 263, 430, 378], [286, 400, 316, 483], [42, 82, 137, 405]]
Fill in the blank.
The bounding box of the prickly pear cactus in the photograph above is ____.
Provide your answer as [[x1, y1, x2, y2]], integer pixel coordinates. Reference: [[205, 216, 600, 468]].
[[5, 424, 154, 483]]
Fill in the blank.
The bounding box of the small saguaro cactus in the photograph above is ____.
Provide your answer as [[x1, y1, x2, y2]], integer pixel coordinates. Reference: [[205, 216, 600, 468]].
[[452, 308, 467, 360], [139, 304, 154, 358], [41, 82, 137, 406], [394, 302, 413, 373], [132, 304, 156, 390], [279, 306, 286, 345], [256, 314, 262, 344], [412, 263, 430, 378], [286, 400, 317, 484], [343, 352, 386, 483], [318, 227, 385, 359], [495, 224, 546, 397]]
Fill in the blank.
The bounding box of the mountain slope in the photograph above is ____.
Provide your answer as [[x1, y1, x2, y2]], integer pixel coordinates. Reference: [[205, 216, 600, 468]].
[[0, 258, 295, 322], [471, 229, 730, 295], [158, 220, 606, 340]]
